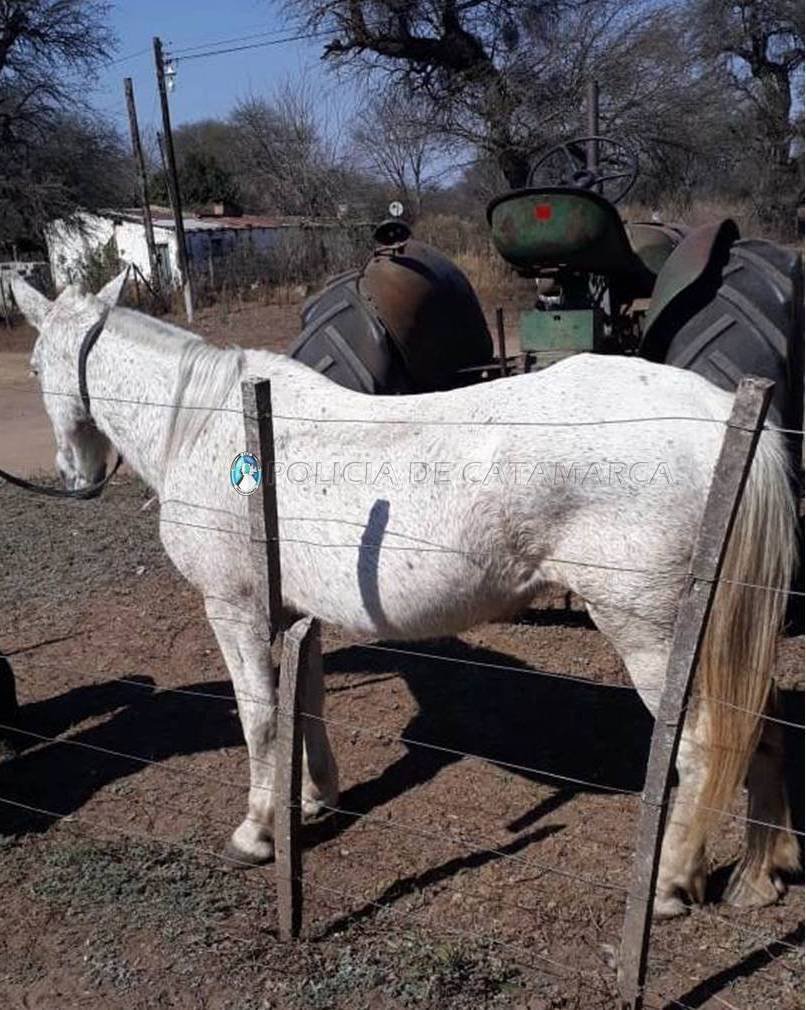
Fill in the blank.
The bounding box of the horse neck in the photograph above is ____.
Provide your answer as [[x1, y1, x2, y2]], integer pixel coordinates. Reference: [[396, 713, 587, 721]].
[[83, 315, 186, 491]]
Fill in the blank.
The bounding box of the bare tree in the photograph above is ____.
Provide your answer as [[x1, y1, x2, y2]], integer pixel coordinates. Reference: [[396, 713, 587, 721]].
[[290, 0, 738, 193], [230, 77, 348, 218], [351, 91, 444, 215], [0, 1, 114, 142], [290, 0, 593, 186]]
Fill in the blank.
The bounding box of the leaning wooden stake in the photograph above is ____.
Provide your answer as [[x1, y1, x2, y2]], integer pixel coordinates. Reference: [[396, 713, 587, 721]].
[[275, 616, 317, 940], [618, 376, 775, 1010]]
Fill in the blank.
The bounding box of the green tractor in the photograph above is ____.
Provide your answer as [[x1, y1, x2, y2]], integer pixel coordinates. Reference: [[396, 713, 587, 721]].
[[487, 134, 803, 432], [292, 134, 802, 436]]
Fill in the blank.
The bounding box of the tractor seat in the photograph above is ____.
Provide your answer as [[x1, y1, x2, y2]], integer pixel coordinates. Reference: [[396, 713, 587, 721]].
[[487, 187, 655, 282]]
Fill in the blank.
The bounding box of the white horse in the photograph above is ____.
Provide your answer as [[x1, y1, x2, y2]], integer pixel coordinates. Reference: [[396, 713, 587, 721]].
[[11, 272, 798, 919]]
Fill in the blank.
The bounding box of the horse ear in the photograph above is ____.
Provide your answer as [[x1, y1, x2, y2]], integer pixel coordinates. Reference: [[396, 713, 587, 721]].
[[10, 275, 52, 329], [96, 266, 130, 307]]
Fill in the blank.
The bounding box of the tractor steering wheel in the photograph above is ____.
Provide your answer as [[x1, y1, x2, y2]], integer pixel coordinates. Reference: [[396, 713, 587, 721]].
[[528, 136, 639, 204]]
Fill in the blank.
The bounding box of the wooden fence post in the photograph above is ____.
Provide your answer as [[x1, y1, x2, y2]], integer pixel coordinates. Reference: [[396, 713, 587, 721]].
[[241, 379, 283, 643], [241, 378, 307, 939], [618, 376, 775, 1010], [275, 616, 317, 939]]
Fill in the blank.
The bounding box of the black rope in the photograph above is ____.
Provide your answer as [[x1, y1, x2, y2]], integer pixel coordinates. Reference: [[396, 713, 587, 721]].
[[0, 455, 123, 499]]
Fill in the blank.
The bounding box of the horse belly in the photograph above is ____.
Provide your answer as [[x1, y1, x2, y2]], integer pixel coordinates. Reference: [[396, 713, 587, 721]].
[[281, 536, 529, 641]]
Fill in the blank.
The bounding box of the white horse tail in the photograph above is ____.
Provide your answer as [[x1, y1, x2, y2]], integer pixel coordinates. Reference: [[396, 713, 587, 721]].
[[692, 428, 797, 854]]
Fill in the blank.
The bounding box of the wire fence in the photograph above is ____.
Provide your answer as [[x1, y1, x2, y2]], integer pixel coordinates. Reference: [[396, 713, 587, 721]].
[[2, 689, 800, 990], [1, 374, 803, 1009], [0, 681, 800, 1008], [6, 380, 806, 437]]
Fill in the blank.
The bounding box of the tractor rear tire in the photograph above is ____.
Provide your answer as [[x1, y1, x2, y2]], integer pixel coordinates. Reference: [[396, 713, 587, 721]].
[[661, 239, 802, 432]]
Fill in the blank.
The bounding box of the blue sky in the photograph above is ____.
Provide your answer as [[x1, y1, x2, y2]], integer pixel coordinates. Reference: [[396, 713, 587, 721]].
[[91, 1, 337, 136]]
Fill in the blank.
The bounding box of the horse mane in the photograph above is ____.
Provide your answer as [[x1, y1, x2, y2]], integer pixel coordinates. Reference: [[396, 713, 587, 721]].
[[162, 338, 246, 465], [102, 308, 246, 466]]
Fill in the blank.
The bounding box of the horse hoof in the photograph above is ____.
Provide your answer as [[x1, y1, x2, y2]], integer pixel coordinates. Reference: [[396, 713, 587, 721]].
[[724, 868, 783, 908], [222, 838, 273, 869], [652, 894, 688, 920], [302, 797, 323, 819]]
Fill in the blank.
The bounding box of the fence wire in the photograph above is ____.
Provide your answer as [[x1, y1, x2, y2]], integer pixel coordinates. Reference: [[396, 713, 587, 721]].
[[8, 381, 806, 435]]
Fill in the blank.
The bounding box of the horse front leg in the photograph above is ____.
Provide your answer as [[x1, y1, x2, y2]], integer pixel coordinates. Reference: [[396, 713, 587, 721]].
[[206, 606, 278, 865], [206, 603, 340, 865]]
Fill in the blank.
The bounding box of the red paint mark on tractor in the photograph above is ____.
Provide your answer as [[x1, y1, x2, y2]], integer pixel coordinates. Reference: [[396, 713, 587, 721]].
[[534, 204, 552, 221]]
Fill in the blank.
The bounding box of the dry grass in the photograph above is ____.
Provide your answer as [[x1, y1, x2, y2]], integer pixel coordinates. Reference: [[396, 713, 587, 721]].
[[622, 197, 782, 241], [454, 250, 522, 300]]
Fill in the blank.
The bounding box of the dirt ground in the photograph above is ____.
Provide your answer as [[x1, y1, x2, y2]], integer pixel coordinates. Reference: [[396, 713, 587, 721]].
[[0, 297, 803, 1010]]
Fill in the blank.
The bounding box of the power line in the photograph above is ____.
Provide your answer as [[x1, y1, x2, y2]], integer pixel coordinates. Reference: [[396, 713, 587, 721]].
[[167, 26, 315, 57], [165, 28, 346, 63], [108, 46, 151, 67]]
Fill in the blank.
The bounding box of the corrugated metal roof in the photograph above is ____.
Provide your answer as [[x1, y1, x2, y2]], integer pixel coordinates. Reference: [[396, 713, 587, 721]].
[[110, 207, 328, 231], [151, 213, 296, 231]]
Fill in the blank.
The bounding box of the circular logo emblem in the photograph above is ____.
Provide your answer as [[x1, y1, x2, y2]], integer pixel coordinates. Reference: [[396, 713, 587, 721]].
[[230, 452, 262, 495]]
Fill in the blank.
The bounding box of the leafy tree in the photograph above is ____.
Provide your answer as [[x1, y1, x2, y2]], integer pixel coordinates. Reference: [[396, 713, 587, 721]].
[[150, 149, 240, 210]]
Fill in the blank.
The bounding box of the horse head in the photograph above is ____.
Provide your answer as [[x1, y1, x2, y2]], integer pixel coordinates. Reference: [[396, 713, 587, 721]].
[[11, 269, 129, 492]]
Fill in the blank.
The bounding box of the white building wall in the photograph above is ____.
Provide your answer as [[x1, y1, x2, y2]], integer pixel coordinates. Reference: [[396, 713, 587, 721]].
[[46, 214, 116, 289], [114, 220, 179, 285], [46, 213, 290, 291]]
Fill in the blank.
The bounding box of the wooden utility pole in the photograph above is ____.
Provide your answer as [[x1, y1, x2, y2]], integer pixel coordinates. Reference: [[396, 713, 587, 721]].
[[155, 133, 174, 215], [124, 78, 160, 292], [153, 36, 193, 322], [618, 376, 775, 1010]]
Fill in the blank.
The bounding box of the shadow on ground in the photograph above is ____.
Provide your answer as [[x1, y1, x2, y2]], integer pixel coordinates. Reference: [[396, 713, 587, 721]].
[[1, 620, 802, 857], [0, 623, 802, 1006]]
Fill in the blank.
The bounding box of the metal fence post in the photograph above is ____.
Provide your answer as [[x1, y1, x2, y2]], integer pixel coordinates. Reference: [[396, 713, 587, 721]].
[[618, 376, 775, 1009]]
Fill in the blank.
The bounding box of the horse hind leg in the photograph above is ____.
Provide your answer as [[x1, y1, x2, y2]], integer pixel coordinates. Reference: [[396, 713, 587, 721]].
[[585, 604, 706, 919], [724, 697, 800, 908], [654, 712, 710, 919]]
